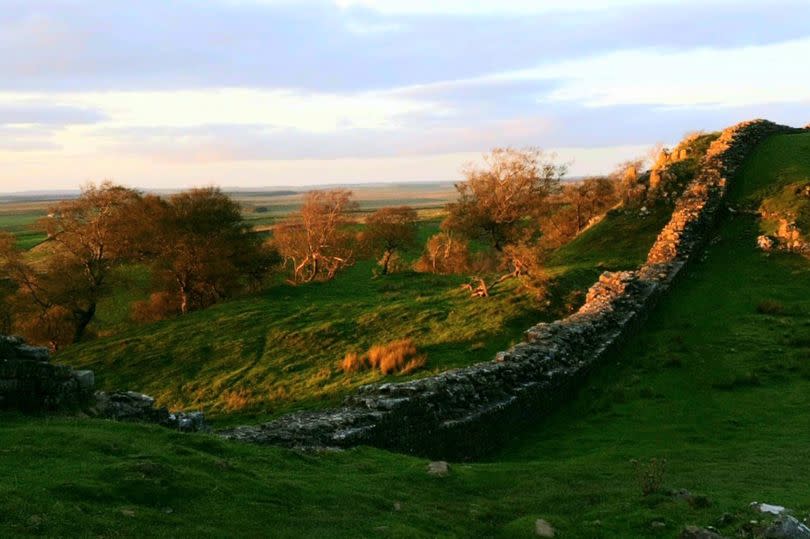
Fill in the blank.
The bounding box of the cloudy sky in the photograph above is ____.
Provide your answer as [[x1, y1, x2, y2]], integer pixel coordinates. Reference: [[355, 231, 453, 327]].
[[0, 0, 808, 192]]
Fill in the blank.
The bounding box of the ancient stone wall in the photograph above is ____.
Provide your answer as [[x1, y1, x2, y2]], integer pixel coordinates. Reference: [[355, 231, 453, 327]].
[[0, 336, 95, 411], [0, 335, 206, 431], [221, 120, 804, 458]]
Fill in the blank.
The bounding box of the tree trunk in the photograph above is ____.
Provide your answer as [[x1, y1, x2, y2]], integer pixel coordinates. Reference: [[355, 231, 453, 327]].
[[180, 289, 189, 315], [380, 250, 392, 275], [73, 302, 96, 343]]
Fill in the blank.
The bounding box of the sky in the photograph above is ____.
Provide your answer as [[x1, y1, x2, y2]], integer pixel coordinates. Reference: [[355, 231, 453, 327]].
[[0, 0, 808, 193]]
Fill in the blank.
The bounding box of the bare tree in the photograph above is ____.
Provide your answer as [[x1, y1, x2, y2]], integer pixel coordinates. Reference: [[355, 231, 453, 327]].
[[441, 148, 565, 297], [275, 189, 359, 283], [444, 147, 566, 251], [415, 232, 470, 275]]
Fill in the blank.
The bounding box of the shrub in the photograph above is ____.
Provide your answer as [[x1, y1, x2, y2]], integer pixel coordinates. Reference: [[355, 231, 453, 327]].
[[340, 338, 427, 375], [756, 299, 786, 315]]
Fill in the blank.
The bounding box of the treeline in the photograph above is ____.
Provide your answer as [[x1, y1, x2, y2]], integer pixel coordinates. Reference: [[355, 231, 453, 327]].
[[1, 138, 704, 351], [0, 185, 276, 350]]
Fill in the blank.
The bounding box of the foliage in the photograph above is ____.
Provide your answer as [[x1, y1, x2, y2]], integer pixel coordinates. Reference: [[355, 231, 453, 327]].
[[132, 187, 276, 317], [0, 183, 144, 347], [361, 206, 418, 275], [444, 147, 566, 252], [759, 180, 810, 235], [414, 231, 470, 275], [539, 177, 620, 249], [275, 189, 359, 283]]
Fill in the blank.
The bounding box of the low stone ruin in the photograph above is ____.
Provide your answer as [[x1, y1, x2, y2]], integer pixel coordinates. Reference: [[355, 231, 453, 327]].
[[222, 119, 805, 457], [0, 335, 94, 411], [89, 391, 206, 432], [0, 335, 205, 432]]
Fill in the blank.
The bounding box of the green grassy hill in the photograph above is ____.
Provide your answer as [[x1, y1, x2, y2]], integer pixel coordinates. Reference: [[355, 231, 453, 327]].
[[58, 209, 669, 425], [3, 132, 809, 537]]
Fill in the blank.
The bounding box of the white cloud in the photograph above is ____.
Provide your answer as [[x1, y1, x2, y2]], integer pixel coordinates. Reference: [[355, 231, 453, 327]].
[[504, 37, 810, 108], [21, 89, 441, 131], [332, 0, 743, 15]]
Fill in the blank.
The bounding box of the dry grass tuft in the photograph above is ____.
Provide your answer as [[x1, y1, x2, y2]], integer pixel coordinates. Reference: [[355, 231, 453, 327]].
[[340, 351, 367, 372], [340, 338, 427, 375], [222, 388, 254, 412]]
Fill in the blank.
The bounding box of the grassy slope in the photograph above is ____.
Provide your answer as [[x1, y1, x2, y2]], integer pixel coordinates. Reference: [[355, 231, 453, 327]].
[[2, 133, 809, 537], [58, 211, 667, 424]]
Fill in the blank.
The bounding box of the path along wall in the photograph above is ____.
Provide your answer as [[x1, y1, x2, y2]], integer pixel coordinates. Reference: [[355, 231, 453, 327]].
[[223, 120, 800, 457]]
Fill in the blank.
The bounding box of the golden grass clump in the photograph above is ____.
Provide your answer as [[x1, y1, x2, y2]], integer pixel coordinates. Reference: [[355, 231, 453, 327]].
[[222, 387, 254, 412], [340, 338, 427, 375], [340, 351, 367, 372]]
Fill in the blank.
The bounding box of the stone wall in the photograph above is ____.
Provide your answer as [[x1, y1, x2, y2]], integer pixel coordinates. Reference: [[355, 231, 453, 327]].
[[221, 119, 803, 458], [0, 335, 206, 431], [0, 336, 95, 411]]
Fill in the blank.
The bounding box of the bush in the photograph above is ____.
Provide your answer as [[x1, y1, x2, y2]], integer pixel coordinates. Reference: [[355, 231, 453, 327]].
[[340, 338, 427, 375]]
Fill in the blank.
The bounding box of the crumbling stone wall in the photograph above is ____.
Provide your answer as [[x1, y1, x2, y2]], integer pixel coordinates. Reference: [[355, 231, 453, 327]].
[[221, 120, 804, 458], [0, 335, 206, 431], [0, 336, 94, 411]]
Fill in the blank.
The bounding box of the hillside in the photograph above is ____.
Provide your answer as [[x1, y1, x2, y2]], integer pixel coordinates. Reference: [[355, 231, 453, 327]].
[[58, 208, 670, 424], [0, 129, 807, 537]]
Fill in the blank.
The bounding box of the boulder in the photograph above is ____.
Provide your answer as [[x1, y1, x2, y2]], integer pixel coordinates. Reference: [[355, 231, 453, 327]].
[[765, 515, 810, 539], [427, 461, 449, 476], [534, 519, 555, 537], [758, 235, 776, 251]]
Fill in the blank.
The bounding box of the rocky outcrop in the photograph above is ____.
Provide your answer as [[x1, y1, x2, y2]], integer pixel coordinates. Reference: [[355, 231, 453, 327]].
[[0, 335, 95, 411], [759, 219, 809, 254], [222, 120, 804, 457]]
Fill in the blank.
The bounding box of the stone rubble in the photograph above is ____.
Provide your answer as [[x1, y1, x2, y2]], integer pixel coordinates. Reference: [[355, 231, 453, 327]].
[[221, 120, 805, 457], [89, 390, 207, 432]]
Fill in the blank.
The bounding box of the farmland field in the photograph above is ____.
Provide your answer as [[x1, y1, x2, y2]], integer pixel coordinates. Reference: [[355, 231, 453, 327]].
[[0, 209, 47, 250]]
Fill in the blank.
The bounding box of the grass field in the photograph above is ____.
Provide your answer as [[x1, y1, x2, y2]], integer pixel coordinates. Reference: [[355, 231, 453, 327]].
[[2, 132, 810, 537], [59, 206, 669, 424], [0, 211, 47, 250]]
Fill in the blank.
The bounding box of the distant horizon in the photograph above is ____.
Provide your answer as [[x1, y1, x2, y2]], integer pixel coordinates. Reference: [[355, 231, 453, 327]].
[[0, 180, 450, 197]]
